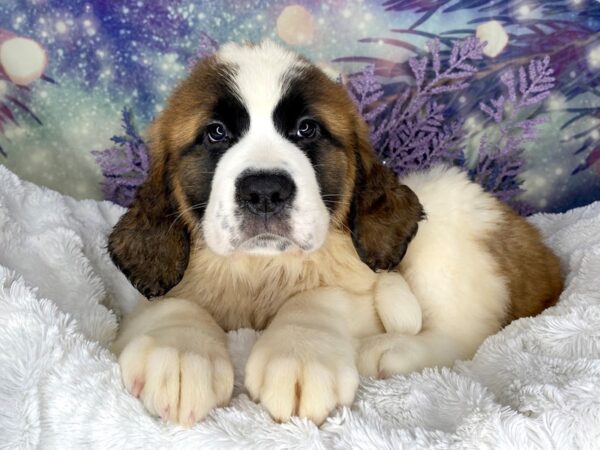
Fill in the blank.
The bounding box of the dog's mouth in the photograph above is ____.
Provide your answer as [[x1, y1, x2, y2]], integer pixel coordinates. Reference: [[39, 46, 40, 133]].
[[234, 214, 306, 254], [219, 208, 325, 256], [237, 233, 297, 254]]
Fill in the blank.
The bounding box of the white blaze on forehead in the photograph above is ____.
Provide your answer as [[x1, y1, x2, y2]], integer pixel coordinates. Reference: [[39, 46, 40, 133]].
[[217, 40, 306, 117]]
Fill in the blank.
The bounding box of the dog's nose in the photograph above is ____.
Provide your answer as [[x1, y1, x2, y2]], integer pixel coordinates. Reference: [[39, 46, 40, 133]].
[[236, 171, 296, 216]]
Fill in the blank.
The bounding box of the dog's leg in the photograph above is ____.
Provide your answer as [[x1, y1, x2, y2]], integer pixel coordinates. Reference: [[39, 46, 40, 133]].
[[373, 271, 422, 335], [357, 331, 475, 378], [112, 298, 233, 426], [244, 286, 380, 425]]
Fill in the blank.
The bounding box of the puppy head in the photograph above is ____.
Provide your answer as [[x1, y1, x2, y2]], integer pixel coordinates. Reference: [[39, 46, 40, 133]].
[[108, 41, 423, 298]]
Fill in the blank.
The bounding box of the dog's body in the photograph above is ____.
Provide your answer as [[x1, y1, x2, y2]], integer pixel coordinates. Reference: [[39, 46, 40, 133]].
[[110, 42, 562, 426]]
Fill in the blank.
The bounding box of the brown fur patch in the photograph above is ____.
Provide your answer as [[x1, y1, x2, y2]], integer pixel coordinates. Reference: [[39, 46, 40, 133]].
[[487, 204, 563, 322], [159, 56, 233, 152], [107, 152, 191, 299], [108, 56, 233, 298], [350, 119, 424, 271]]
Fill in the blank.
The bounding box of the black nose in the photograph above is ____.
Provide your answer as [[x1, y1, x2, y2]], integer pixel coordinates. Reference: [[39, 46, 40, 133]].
[[236, 171, 296, 216]]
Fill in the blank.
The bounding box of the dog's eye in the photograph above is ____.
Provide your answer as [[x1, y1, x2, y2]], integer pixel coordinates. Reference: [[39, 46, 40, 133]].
[[296, 119, 319, 140], [206, 122, 228, 143]]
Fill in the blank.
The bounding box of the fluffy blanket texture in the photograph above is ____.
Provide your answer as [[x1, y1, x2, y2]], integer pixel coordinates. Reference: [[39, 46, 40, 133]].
[[0, 165, 599, 449]]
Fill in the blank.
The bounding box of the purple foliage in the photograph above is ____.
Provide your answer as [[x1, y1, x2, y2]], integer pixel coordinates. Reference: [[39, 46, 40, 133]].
[[472, 56, 555, 207], [354, 1, 600, 177], [92, 109, 149, 207], [346, 64, 387, 123], [346, 38, 554, 213], [347, 37, 484, 173]]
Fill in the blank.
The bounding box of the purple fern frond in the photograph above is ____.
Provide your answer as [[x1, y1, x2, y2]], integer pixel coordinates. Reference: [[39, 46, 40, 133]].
[[346, 38, 480, 175], [92, 108, 149, 207], [408, 57, 428, 88], [472, 56, 555, 206], [346, 64, 386, 119], [500, 70, 517, 103], [519, 56, 555, 108]]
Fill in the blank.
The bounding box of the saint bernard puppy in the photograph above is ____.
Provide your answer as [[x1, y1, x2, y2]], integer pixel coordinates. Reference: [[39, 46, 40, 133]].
[[109, 41, 562, 426]]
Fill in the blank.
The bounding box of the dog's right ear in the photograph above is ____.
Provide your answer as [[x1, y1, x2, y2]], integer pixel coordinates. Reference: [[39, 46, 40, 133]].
[[108, 120, 190, 299]]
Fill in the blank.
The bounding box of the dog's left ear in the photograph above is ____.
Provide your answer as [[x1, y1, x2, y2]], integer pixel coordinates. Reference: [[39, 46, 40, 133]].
[[107, 118, 191, 299], [350, 120, 424, 271]]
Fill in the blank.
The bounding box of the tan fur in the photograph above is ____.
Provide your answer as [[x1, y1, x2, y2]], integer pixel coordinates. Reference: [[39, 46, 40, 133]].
[[169, 230, 380, 332], [111, 42, 563, 427]]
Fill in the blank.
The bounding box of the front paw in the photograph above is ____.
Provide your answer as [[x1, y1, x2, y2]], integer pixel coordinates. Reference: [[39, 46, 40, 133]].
[[119, 335, 234, 426], [244, 326, 359, 425]]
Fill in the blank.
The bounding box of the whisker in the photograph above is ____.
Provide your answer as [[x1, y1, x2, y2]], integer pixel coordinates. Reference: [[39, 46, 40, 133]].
[[180, 171, 216, 176], [329, 216, 352, 234], [167, 201, 210, 232], [324, 202, 351, 206], [167, 202, 208, 217]]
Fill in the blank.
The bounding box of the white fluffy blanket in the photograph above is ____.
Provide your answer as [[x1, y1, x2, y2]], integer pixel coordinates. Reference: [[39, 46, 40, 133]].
[[0, 164, 599, 449]]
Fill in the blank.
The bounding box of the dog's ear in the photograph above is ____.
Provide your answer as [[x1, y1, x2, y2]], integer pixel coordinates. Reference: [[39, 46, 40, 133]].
[[108, 120, 190, 299], [350, 120, 424, 271]]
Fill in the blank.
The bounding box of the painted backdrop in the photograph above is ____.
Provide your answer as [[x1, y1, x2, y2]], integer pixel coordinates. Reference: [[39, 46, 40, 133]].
[[0, 1, 599, 213]]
